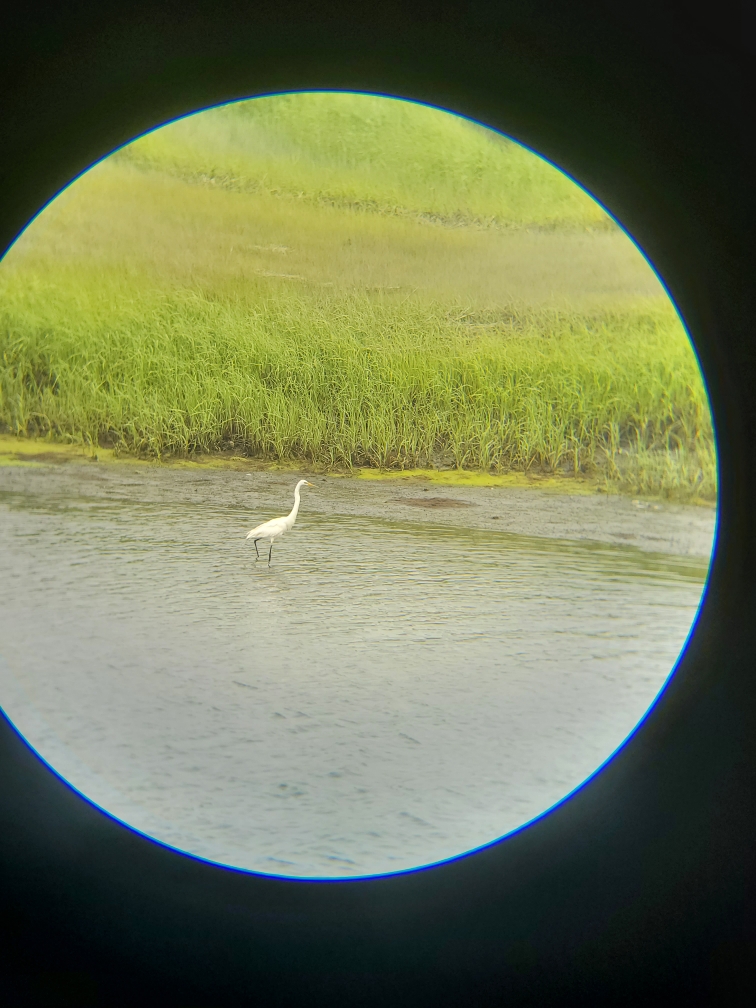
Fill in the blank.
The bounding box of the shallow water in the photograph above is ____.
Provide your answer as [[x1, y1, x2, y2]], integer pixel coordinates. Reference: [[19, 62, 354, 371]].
[[0, 476, 709, 877]]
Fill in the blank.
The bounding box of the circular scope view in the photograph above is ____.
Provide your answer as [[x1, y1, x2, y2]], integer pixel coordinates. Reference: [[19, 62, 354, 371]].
[[0, 93, 716, 877]]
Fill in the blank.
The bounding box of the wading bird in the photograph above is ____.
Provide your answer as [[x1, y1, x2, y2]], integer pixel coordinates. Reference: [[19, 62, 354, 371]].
[[246, 480, 314, 565]]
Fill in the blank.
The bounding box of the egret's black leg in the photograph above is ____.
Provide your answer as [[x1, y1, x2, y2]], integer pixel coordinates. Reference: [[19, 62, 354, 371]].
[[253, 538, 260, 560], [268, 543, 274, 567]]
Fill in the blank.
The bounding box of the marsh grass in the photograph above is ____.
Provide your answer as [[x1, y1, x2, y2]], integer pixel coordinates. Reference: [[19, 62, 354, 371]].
[[0, 276, 715, 499], [0, 93, 716, 502], [116, 93, 613, 230]]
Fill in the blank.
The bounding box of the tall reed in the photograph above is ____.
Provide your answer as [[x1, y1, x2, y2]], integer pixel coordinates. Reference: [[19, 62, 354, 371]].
[[0, 92, 716, 501], [0, 275, 715, 499]]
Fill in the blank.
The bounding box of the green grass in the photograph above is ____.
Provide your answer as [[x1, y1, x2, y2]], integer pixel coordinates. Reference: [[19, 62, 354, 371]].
[[116, 92, 613, 230], [0, 92, 716, 502]]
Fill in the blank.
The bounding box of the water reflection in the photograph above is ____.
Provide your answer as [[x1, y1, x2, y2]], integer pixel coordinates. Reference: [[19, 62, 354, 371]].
[[0, 479, 708, 877]]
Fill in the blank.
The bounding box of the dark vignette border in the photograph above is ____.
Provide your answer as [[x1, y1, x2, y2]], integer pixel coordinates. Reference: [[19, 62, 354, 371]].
[[1, 2, 754, 1005]]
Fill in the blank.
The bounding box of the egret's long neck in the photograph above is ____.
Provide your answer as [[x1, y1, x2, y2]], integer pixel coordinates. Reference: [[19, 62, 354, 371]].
[[288, 484, 302, 522]]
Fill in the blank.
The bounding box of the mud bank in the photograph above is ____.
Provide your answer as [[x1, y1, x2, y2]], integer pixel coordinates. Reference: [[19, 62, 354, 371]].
[[0, 443, 716, 558]]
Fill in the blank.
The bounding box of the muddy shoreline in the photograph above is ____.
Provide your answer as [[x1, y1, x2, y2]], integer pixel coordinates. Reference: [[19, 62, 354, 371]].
[[0, 455, 716, 559]]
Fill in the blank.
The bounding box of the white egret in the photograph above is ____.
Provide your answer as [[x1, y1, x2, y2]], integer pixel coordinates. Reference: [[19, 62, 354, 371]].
[[246, 480, 314, 565]]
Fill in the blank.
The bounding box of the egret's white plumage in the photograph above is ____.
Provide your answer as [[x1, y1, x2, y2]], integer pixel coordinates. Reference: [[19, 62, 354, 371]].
[[246, 479, 313, 564]]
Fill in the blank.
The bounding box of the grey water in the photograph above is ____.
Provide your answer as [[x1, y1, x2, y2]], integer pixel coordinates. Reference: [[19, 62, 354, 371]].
[[0, 477, 710, 877]]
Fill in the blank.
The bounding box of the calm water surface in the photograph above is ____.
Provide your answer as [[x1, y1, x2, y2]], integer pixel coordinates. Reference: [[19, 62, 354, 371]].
[[0, 480, 709, 876]]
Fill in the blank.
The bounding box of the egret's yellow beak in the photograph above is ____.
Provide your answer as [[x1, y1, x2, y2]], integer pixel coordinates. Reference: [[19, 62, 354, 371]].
[[305, 481, 314, 486]]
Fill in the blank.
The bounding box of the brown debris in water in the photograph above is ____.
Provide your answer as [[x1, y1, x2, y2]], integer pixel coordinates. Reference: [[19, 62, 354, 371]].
[[393, 497, 475, 509]]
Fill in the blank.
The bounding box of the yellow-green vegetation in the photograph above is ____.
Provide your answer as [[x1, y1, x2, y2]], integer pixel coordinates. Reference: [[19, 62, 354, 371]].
[[0, 432, 295, 471], [0, 434, 593, 496], [115, 92, 612, 231], [355, 467, 597, 494], [0, 92, 715, 501]]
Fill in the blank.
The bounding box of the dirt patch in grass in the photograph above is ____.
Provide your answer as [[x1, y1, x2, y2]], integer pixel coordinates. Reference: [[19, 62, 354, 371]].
[[14, 452, 73, 464]]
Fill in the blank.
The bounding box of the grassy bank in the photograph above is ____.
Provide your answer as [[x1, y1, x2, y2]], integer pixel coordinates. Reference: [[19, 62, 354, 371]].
[[115, 92, 613, 230], [0, 93, 716, 502]]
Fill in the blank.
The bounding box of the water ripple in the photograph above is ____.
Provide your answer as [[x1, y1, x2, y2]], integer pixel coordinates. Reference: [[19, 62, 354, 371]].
[[0, 486, 707, 876]]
